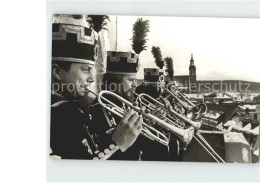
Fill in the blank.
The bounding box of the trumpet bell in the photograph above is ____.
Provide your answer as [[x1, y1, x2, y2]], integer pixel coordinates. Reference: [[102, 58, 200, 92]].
[[182, 126, 195, 147], [191, 103, 208, 120], [197, 103, 207, 114], [164, 87, 208, 121]]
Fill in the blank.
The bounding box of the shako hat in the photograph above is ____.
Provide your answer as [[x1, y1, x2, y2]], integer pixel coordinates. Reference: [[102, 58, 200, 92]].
[[52, 14, 97, 65], [106, 51, 139, 75], [144, 68, 160, 82]]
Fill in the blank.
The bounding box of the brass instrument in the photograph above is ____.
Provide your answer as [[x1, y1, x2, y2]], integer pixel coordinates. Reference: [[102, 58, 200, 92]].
[[137, 92, 202, 130], [137, 91, 225, 163], [87, 89, 195, 147], [164, 87, 207, 120], [87, 89, 168, 146]]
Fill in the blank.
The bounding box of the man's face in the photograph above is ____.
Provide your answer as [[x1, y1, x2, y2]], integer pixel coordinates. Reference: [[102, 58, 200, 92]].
[[117, 74, 137, 101], [59, 63, 95, 99]]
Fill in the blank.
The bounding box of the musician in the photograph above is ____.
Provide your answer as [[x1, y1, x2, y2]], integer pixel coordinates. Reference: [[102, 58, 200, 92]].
[[135, 68, 188, 161], [90, 51, 170, 160], [135, 69, 163, 99], [50, 15, 142, 160]]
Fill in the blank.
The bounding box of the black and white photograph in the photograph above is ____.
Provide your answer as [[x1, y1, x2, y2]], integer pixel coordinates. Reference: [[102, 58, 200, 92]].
[[50, 14, 259, 163]]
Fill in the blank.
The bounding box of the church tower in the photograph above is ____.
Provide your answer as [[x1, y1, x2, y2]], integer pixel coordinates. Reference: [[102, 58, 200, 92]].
[[189, 54, 196, 80], [189, 54, 197, 93]]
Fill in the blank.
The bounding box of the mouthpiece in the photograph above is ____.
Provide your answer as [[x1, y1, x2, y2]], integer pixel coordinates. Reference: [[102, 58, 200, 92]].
[[84, 87, 98, 96]]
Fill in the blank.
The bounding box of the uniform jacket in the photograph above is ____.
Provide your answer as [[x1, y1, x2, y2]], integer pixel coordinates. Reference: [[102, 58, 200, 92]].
[[50, 93, 98, 159]]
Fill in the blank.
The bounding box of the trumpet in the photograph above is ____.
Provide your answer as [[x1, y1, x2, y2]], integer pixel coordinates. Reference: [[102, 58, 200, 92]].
[[164, 87, 207, 120], [87, 89, 195, 147], [136, 92, 225, 163], [137, 92, 202, 130], [87, 88, 168, 146]]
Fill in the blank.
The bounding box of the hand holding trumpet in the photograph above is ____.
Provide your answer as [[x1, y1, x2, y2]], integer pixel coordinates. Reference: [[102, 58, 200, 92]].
[[112, 107, 143, 152]]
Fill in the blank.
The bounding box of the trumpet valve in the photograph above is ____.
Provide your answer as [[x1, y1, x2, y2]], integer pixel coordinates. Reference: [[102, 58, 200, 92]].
[[133, 101, 138, 107], [145, 109, 150, 113]]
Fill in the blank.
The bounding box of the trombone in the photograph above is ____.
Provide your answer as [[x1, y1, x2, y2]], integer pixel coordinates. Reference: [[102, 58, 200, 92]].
[[137, 91, 225, 163]]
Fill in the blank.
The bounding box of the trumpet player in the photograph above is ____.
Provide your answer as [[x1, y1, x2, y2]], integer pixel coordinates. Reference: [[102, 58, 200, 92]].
[[135, 68, 195, 161], [135, 69, 164, 99], [50, 15, 142, 160], [90, 51, 170, 160]]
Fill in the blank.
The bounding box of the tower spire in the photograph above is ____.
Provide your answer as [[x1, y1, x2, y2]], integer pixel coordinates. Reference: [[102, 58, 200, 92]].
[[188, 53, 197, 93], [190, 53, 194, 65]]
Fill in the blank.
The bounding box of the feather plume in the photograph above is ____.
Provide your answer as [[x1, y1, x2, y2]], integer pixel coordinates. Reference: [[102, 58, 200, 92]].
[[151, 46, 164, 69], [131, 18, 150, 54], [164, 57, 174, 80]]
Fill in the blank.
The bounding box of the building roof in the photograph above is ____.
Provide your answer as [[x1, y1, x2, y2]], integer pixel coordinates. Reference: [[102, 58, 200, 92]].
[[242, 123, 252, 131], [232, 125, 259, 135], [215, 96, 232, 99], [224, 120, 237, 127], [206, 103, 246, 123], [239, 105, 256, 110], [253, 148, 259, 156], [204, 92, 218, 97], [238, 113, 259, 125], [204, 111, 221, 120], [251, 126, 259, 135], [224, 132, 249, 145], [173, 75, 190, 85], [253, 95, 260, 103]]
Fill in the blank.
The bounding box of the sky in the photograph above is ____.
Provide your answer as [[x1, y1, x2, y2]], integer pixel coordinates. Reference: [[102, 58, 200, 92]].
[[116, 16, 260, 82]]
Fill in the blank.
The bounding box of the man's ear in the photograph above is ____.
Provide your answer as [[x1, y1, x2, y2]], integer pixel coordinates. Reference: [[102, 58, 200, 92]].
[[52, 64, 61, 81]]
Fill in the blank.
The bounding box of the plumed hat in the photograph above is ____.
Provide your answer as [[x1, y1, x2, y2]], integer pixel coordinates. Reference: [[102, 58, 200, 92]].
[[144, 68, 160, 82], [106, 51, 139, 75]]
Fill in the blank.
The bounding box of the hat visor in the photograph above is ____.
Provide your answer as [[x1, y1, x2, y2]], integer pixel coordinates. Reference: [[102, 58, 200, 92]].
[[52, 57, 95, 65]]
